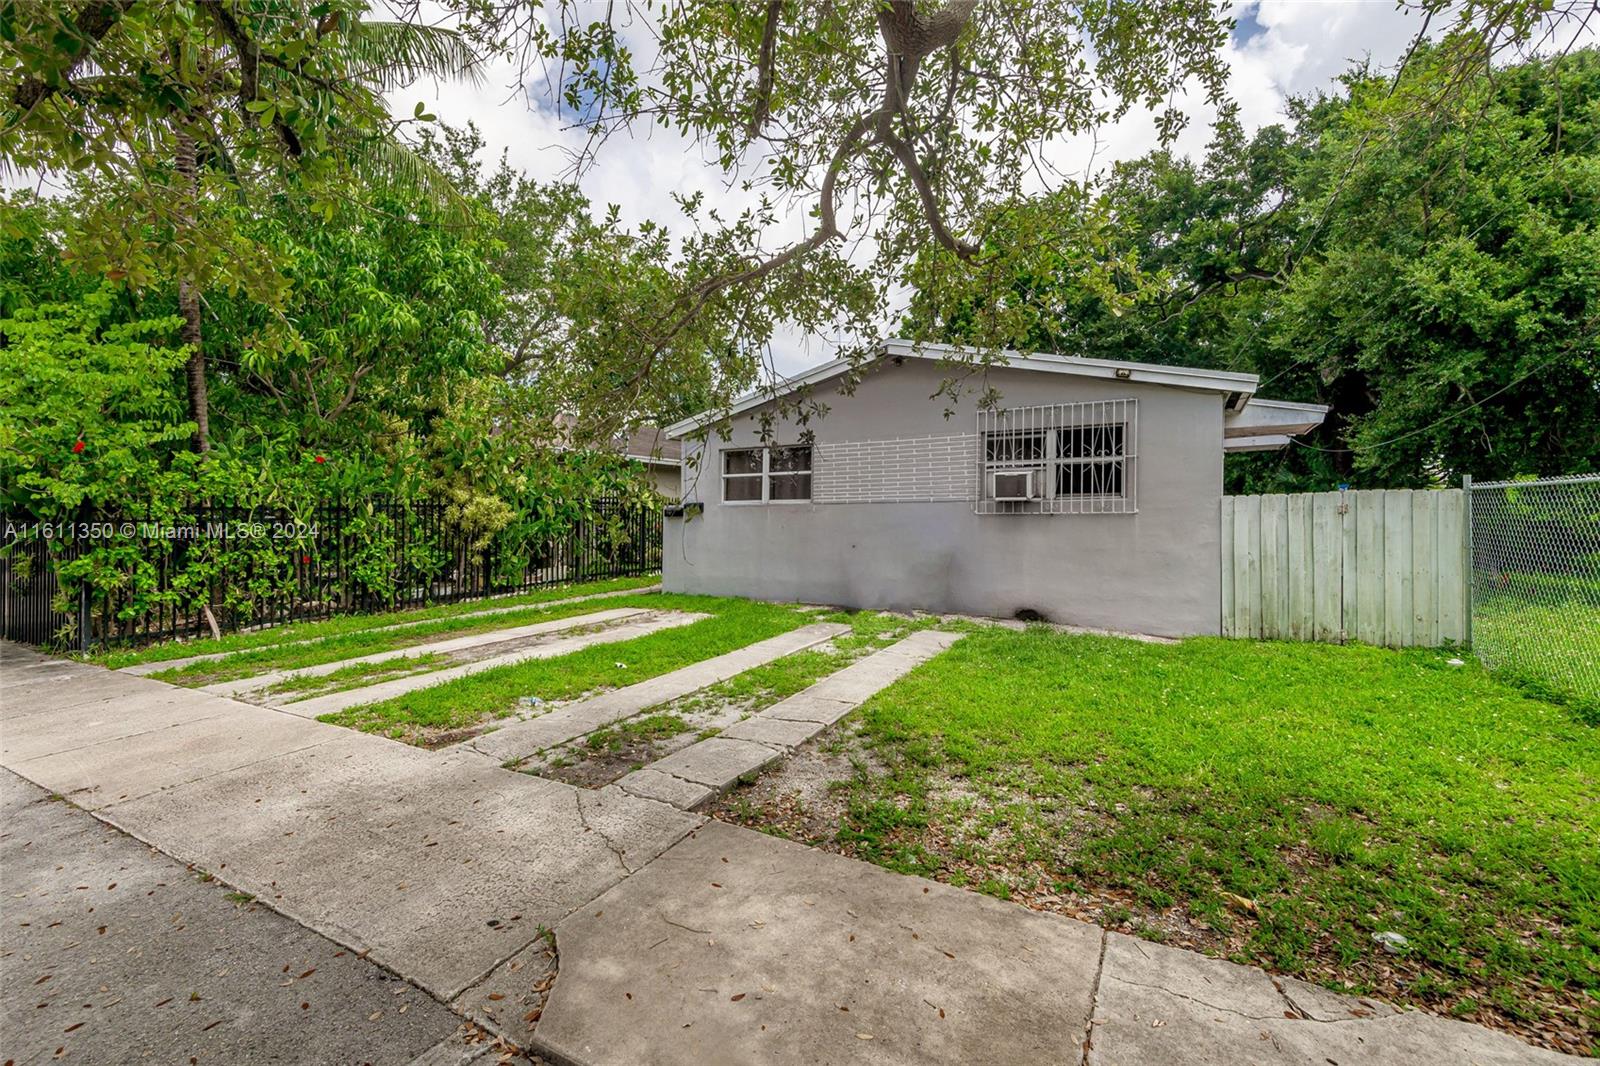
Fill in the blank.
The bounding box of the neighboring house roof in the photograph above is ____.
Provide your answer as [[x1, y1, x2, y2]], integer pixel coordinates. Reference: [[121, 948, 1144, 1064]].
[[665, 338, 1326, 451], [619, 425, 682, 467], [553, 415, 683, 466]]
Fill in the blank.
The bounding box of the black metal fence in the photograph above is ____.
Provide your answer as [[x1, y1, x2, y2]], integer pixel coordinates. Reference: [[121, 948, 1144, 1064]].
[[0, 497, 662, 651]]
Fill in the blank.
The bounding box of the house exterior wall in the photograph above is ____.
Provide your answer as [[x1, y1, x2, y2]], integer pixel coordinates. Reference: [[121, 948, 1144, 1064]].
[[665, 358, 1225, 636], [640, 461, 681, 500]]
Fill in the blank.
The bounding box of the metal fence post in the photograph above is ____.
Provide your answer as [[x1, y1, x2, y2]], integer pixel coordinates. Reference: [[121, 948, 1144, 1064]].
[[1461, 474, 1473, 647], [77, 577, 90, 655]]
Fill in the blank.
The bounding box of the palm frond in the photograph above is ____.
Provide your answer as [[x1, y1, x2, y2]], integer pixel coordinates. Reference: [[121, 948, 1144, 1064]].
[[342, 134, 475, 227], [336, 21, 483, 92]]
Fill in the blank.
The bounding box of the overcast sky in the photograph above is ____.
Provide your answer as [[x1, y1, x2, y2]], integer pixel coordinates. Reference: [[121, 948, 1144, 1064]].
[[395, 1, 1445, 377]]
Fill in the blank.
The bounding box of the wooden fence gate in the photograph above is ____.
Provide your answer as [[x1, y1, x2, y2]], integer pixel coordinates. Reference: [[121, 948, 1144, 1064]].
[[1221, 488, 1469, 647]]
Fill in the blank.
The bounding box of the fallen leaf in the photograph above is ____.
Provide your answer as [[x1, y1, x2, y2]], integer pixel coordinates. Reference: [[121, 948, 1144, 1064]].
[[1222, 893, 1258, 915]]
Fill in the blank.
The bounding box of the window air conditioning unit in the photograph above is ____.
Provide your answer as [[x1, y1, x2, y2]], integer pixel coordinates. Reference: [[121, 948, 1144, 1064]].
[[989, 469, 1041, 502]]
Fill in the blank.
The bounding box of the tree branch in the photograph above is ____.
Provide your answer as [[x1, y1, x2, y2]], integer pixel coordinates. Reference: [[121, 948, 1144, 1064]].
[[195, 0, 304, 156], [324, 363, 372, 421], [10, 0, 135, 111], [745, 0, 782, 138], [621, 112, 871, 388]]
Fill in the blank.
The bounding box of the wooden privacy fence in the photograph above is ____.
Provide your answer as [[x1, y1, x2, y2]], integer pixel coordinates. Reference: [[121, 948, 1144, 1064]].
[[1221, 488, 1469, 647]]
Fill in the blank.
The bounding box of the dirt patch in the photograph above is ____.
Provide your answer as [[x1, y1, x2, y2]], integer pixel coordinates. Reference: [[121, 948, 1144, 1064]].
[[708, 725, 885, 844]]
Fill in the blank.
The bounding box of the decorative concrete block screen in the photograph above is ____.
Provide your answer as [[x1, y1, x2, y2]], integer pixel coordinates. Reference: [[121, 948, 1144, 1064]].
[[813, 435, 978, 503], [1221, 488, 1468, 647]]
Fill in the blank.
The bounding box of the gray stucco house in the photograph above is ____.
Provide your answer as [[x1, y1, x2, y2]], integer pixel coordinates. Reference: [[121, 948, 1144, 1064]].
[[662, 339, 1326, 636]]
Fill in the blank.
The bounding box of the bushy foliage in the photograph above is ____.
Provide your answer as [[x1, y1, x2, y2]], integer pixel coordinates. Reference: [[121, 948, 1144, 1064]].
[[910, 47, 1600, 491]]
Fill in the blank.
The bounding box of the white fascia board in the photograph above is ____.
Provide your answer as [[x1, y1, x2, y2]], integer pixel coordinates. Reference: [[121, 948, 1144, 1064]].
[[881, 339, 1260, 402], [1224, 434, 1295, 453], [667, 337, 1266, 437], [663, 354, 865, 438]]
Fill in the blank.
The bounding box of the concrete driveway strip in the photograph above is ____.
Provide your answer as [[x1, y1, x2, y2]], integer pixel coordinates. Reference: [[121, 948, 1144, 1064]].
[[0, 769, 463, 1066], [620, 629, 966, 808], [118, 583, 661, 675], [201, 606, 650, 698], [462, 622, 851, 763], [1087, 931, 1577, 1065], [279, 610, 709, 718], [534, 819, 1102, 1066]]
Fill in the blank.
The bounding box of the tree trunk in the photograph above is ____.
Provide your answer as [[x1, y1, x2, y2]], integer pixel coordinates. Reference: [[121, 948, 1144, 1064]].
[[175, 128, 210, 454]]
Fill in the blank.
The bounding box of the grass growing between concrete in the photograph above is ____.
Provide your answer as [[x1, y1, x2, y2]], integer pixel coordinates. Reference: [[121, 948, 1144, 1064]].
[[95, 575, 659, 670], [318, 594, 816, 742], [532, 610, 962, 788], [716, 628, 1600, 1056], [264, 653, 451, 697], [142, 594, 661, 687], [674, 609, 947, 716]]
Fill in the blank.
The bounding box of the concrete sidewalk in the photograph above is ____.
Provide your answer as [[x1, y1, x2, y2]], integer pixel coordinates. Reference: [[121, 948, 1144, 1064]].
[[0, 641, 1577, 1065], [0, 769, 482, 1065]]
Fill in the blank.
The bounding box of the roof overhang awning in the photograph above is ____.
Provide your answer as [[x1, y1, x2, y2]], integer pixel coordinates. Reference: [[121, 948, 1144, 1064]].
[[1222, 398, 1330, 452]]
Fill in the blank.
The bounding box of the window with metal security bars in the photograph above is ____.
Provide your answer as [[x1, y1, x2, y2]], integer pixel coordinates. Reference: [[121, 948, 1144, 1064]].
[[721, 445, 812, 504], [976, 399, 1137, 514]]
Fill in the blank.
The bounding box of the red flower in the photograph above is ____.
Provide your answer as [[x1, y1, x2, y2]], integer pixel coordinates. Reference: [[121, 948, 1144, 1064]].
[[72, 440, 85, 454], [313, 455, 326, 464], [302, 555, 311, 564]]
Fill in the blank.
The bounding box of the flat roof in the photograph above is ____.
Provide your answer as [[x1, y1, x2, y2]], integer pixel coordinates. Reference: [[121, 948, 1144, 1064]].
[[665, 338, 1263, 437]]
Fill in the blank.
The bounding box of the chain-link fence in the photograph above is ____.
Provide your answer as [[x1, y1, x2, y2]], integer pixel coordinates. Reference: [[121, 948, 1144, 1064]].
[[1467, 474, 1600, 713]]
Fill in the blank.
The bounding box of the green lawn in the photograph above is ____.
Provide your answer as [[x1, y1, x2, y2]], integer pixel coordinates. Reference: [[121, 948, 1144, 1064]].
[[1472, 579, 1600, 719], [145, 591, 663, 687], [725, 628, 1599, 1054], [318, 594, 820, 740], [93, 574, 659, 670]]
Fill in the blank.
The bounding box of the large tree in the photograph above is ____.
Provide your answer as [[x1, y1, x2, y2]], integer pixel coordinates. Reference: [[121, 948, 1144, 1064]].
[[2, 2, 476, 452], [909, 44, 1600, 489], [446, 0, 1593, 410]]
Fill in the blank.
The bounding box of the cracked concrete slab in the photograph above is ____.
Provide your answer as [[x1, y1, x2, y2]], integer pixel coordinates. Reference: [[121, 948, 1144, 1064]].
[[1088, 932, 1576, 1065], [98, 738, 700, 1000], [614, 767, 715, 809], [718, 714, 824, 749], [535, 819, 1100, 1066], [618, 630, 967, 809], [1, 769, 459, 1065], [451, 933, 558, 1051], [202, 607, 649, 697], [640, 737, 783, 793], [462, 623, 850, 763], [279, 611, 709, 718], [117, 583, 662, 675], [758, 692, 860, 725]]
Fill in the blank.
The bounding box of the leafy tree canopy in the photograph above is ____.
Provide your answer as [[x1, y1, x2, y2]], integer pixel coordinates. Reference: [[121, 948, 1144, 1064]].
[[908, 44, 1600, 490]]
